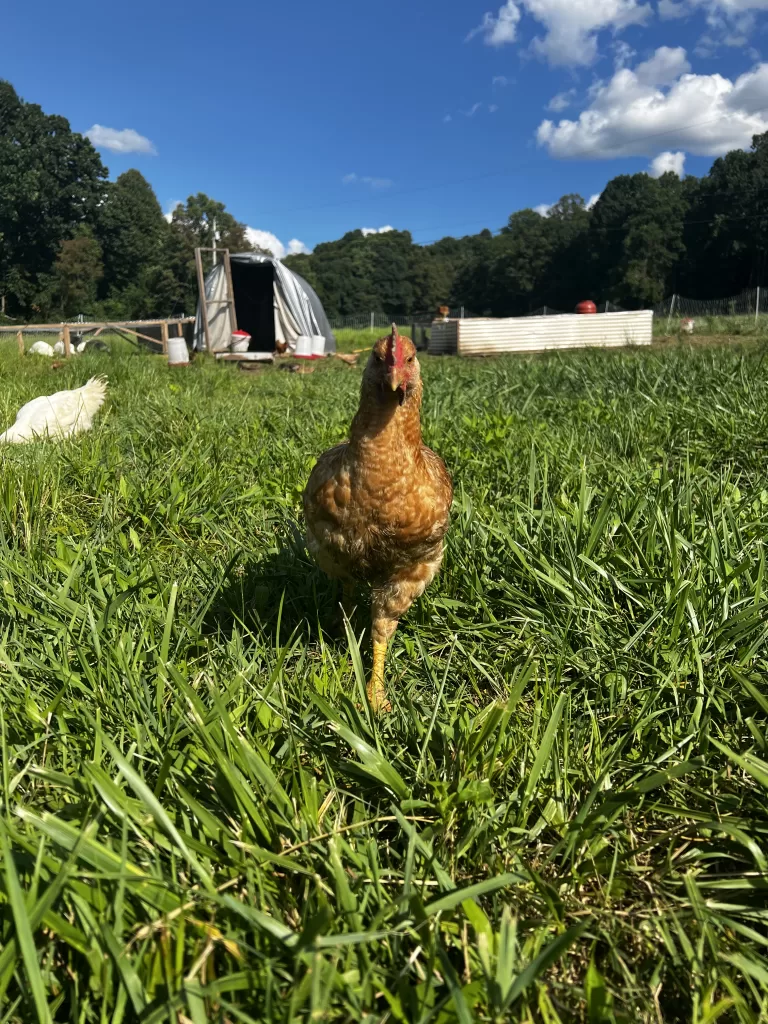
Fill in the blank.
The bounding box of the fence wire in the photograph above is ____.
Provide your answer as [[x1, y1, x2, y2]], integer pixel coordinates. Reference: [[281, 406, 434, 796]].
[[654, 289, 768, 318], [328, 309, 472, 331]]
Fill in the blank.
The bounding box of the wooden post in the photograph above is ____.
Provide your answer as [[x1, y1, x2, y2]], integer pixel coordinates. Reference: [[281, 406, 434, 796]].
[[16, 330, 23, 355], [62, 325, 72, 358], [222, 250, 238, 335], [195, 248, 212, 352], [177, 321, 183, 337], [161, 320, 169, 354]]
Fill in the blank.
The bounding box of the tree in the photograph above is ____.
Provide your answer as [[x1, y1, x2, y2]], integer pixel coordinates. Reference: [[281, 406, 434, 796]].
[[97, 170, 168, 296], [589, 174, 688, 307], [0, 80, 107, 316], [49, 227, 104, 318], [165, 193, 253, 315]]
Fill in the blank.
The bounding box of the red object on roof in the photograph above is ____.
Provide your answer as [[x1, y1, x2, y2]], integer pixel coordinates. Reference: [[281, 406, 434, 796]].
[[232, 329, 251, 337], [575, 300, 597, 314]]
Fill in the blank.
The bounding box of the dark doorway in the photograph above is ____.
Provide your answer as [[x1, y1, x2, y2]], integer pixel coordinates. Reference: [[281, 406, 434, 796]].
[[231, 261, 276, 352]]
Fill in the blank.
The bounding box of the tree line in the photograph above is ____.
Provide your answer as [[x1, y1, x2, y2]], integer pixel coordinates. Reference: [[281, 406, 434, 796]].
[[3, 78, 768, 324]]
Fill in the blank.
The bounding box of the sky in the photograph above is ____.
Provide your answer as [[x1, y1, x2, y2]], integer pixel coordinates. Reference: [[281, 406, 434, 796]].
[[5, 0, 768, 255]]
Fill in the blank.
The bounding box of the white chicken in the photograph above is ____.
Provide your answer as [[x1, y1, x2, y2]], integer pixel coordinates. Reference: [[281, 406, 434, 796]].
[[53, 339, 87, 355], [28, 341, 55, 357], [0, 376, 108, 443]]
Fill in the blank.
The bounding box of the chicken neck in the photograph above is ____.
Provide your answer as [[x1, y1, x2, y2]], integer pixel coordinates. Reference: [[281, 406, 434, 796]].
[[348, 380, 423, 465]]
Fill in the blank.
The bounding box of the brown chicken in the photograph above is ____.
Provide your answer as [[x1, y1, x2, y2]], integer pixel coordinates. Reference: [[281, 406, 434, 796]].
[[303, 324, 452, 711]]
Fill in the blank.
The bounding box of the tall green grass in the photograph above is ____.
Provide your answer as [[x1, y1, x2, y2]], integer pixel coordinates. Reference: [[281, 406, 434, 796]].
[[0, 342, 767, 1022]]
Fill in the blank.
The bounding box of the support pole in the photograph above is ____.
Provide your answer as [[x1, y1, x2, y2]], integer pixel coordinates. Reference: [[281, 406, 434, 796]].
[[195, 247, 212, 353], [756, 286, 761, 327], [370, 312, 374, 331], [62, 325, 72, 358], [16, 330, 23, 355], [161, 320, 169, 354], [666, 294, 677, 333]]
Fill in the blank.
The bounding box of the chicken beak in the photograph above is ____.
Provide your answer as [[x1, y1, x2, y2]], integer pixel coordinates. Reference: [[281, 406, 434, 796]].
[[386, 367, 402, 392]]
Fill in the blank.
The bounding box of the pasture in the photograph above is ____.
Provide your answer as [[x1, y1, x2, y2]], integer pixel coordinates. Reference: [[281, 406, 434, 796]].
[[0, 339, 767, 1023]]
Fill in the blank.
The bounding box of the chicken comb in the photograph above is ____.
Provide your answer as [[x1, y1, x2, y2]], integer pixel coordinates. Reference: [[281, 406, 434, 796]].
[[385, 323, 404, 368]]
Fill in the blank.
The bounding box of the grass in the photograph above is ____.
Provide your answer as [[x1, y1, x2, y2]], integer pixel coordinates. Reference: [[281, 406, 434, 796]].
[[0, 336, 768, 1023], [653, 314, 768, 338]]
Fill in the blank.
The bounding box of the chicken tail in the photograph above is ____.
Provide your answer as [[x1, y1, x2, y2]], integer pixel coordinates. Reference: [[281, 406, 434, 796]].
[[80, 375, 108, 415]]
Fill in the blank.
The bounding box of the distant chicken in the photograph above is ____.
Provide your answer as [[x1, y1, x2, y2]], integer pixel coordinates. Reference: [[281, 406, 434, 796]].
[[303, 325, 452, 711], [27, 341, 55, 358], [0, 376, 108, 443]]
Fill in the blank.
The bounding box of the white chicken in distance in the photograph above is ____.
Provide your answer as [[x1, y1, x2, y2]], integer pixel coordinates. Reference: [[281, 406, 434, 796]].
[[0, 376, 108, 443]]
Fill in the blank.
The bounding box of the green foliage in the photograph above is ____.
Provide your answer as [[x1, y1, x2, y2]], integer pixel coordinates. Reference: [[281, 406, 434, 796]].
[[48, 227, 104, 318], [590, 173, 687, 307], [164, 193, 253, 315], [0, 342, 767, 1020], [96, 169, 168, 306], [0, 80, 107, 317]]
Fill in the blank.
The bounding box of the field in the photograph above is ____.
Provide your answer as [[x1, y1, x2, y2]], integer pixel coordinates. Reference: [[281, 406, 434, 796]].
[[1, 338, 768, 1024]]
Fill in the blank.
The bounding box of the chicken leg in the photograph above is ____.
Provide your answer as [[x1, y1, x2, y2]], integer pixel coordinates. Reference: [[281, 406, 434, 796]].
[[367, 551, 444, 713]]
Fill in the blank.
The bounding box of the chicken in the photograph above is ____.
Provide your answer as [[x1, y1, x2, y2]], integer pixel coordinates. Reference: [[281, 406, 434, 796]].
[[27, 341, 55, 358], [0, 375, 108, 443], [303, 325, 452, 711]]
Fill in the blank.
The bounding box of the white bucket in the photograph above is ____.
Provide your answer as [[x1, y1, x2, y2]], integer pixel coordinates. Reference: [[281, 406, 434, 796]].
[[295, 335, 313, 359], [231, 330, 251, 353], [311, 335, 325, 358], [167, 337, 189, 366]]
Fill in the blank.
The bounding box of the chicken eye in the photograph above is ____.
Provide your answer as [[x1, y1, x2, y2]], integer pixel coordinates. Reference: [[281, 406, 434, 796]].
[[374, 354, 383, 363], [407, 356, 414, 363]]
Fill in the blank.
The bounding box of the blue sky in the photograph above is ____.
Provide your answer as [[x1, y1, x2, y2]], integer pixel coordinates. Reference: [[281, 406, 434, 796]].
[[5, 0, 768, 255]]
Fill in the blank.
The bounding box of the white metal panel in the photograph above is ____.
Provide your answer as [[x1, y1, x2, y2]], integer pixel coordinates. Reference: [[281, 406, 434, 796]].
[[456, 311, 653, 356], [428, 320, 458, 355]]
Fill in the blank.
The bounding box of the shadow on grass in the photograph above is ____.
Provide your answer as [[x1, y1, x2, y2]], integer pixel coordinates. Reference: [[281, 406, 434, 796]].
[[200, 530, 369, 648]]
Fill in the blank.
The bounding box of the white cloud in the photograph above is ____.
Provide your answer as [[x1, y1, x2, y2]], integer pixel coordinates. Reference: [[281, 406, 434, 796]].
[[467, 0, 651, 66], [361, 226, 395, 236], [659, 0, 688, 17], [466, 0, 521, 45], [536, 46, 768, 159], [164, 200, 182, 224], [85, 125, 156, 155], [465, 102, 483, 117], [245, 227, 311, 259], [343, 172, 393, 188], [443, 114, 453, 122], [548, 89, 577, 111], [586, 192, 601, 209], [534, 203, 553, 215], [528, 0, 652, 66], [287, 238, 311, 255], [649, 150, 686, 176], [493, 74, 511, 86], [489, 103, 499, 112], [613, 40, 637, 69]]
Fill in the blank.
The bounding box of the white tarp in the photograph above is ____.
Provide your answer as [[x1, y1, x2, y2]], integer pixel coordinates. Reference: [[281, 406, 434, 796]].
[[193, 252, 335, 354]]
